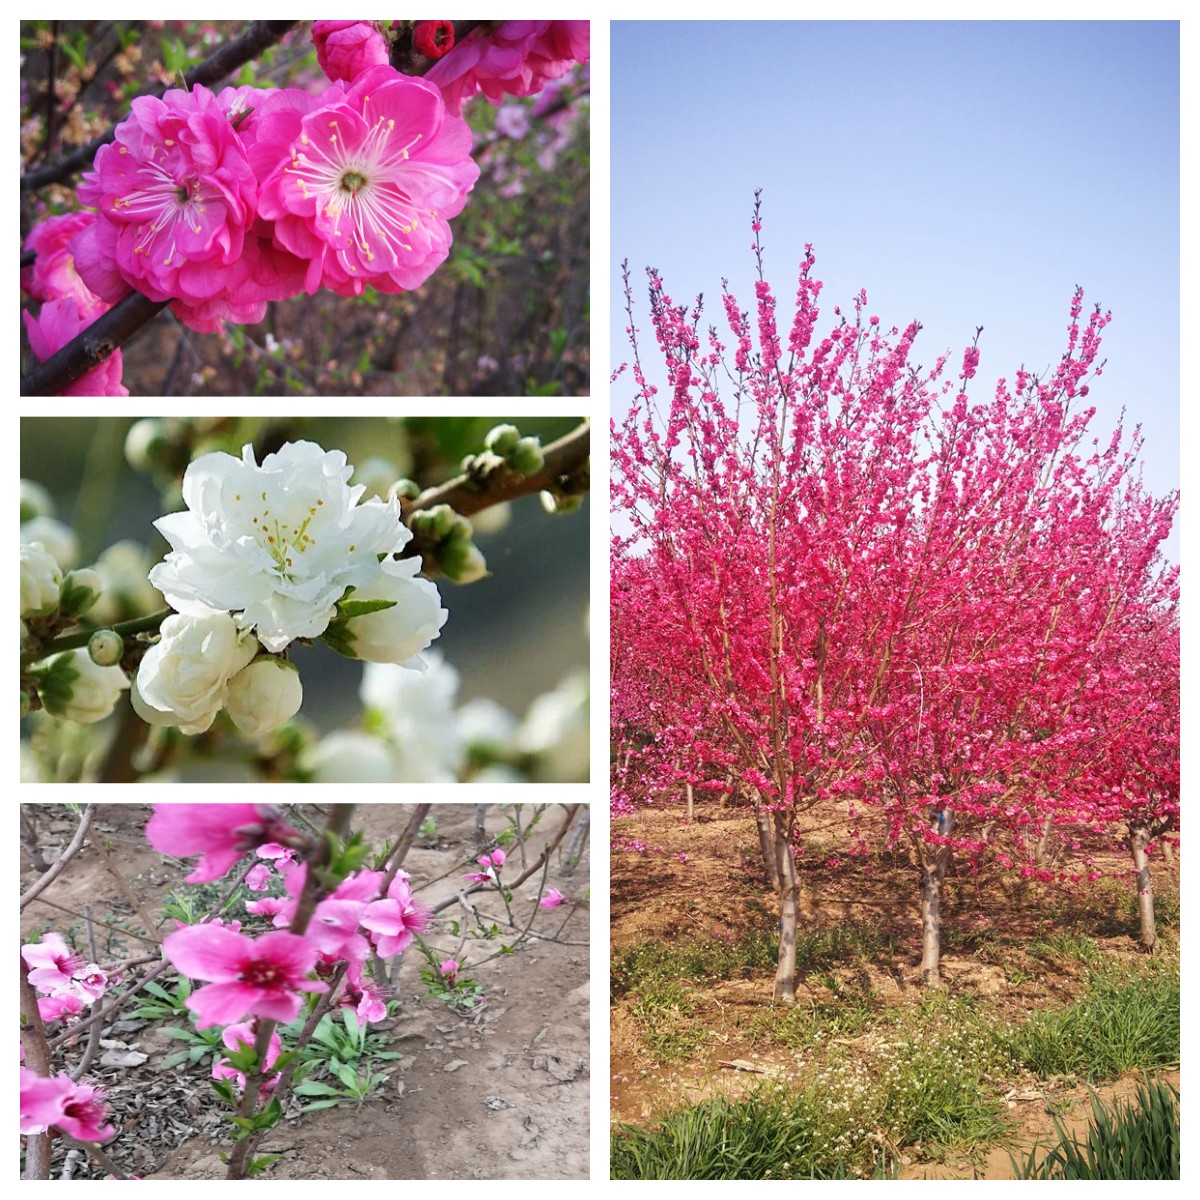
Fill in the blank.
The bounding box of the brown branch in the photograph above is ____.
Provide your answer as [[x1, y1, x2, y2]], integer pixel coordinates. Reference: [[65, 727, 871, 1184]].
[[20, 21, 299, 194], [20, 804, 97, 911], [20, 954, 54, 1180], [20, 291, 168, 397]]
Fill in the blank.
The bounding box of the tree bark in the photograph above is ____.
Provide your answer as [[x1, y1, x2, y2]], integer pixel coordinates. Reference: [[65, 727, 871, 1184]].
[[685, 780, 694, 823], [1128, 823, 1158, 951], [772, 813, 798, 1003], [755, 799, 781, 892], [918, 843, 951, 986], [1034, 811, 1054, 868]]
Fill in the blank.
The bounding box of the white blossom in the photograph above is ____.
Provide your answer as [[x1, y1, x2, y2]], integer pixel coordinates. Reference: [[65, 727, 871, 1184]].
[[43, 649, 130, 724], [88, 540, 164, 624], [20, 542, 62, 617], [456, 696, 518, 756], [149, 441, 409, 652], [302, 730, 396, 783], [224, 657, 303, 738], [518, 670, 590, 781], [341, 557, 447, 665], [133, 611, 258, 734], [361, 652, 464, 782], [20, 516, 78, 570]]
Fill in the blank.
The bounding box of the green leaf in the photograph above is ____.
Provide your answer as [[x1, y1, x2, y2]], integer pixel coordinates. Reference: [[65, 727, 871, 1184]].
[[297, 1099, 342, 1112], [336, 597, 398, 620], [294, 1082, 344, 1097]]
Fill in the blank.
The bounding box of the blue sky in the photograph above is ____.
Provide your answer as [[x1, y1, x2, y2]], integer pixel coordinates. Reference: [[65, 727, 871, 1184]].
[[611, 21, 1180, 556]]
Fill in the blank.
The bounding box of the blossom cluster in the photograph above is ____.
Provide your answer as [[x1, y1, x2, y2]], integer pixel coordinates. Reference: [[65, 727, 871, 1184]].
[[132, 439, 446, 738], [22, 932, 107, 1024], [21, 20, 589, 394]]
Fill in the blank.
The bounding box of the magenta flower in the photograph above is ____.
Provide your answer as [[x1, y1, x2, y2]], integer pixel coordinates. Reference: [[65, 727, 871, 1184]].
[[245, 896, 288, 920], [22, 212, 110, 317], [163, 924, 327, 1028], [73, 84, 259, 330], [340, 961, 388, 1023], [361, 875, 431, 957], [253, 67, 479, 297], [426, 21, 590, 115], [145, 803, 299, 883], [539, 888, 566, 910], [37, 992, 84, 1023], [488, 847, 507, 869], [22, 299, 128, 397], [211, 1019, 283, 1092], [413, 20, 456, 59], [20, 1069, 115, 1142], [439, 959, 458, 985], [312, 20, 390, 82]]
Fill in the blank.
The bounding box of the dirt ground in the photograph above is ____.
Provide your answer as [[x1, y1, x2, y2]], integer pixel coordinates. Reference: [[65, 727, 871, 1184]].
[[20, 802, 590, 1181], [611, 799, 1179, 1180]]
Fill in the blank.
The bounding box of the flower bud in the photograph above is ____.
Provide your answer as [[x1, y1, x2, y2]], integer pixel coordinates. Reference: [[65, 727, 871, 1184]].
[[37, 648, 130, 724], [124, 418, 170, 472], [225, 657, 303, 738], [20, 542, 62, 618], [410, 504, 458, 540], [413, 20, 455, 58], [58, 568, 102, 618], [508, 436, 545, 475], [134, 612, 258, 734], [440, 533, 488, 584], [20, 479, 55, 524], [302, 730, 395, 782], [20, 516, 78, 569], [388, 478, 421, 503], [88, 629, 125, 667], [484, 424, 521, 455], [540, 490, 584, 514]]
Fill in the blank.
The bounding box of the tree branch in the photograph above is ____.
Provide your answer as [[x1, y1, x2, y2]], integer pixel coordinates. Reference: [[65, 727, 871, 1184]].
[[20, 291, 168, 397], [20, 21, 299, 194]]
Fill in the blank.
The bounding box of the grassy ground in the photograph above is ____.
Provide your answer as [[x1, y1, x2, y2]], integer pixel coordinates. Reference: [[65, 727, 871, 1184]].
[[610, 801, 1180, 1180]]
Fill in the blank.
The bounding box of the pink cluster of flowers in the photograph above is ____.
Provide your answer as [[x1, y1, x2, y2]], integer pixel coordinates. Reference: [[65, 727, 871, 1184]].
[[462, 846, 506, 883], [151, 805, 430, 1036], [20, 1069, 115, 1143], [22, 932, 108, 1023]]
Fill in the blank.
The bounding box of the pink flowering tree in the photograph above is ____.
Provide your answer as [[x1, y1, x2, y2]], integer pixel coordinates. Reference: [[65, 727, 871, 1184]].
[[20, 20, 589, 396], [611, 195, 1178, 995]]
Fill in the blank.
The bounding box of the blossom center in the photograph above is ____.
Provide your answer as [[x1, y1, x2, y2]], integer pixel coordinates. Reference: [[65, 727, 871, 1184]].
[[340, 171, 367, 194], [233, 490, 329, 580], [240, 959, 286, 990]]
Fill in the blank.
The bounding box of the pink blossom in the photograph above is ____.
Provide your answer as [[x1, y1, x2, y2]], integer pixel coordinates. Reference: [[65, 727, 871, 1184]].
[[461, 870, 493, 883], [245, 896, 288, 920], [73, 84, 259, 330], [22, 933, 82, 994], [439, 959, 458, 985], [311, 20, 389, 83], [22, 212, 109, 316], [145, 803, 300, 883], [244, 863, 273, 893], [22, 299, 128, 397], [211, 1019, 283, 1092], [339, 961, 388, 1023], [488, 847, 507, 869], [255, 842, 296, 864], [426, 21, 590, 115], [252, 67, 479, 297], [361, 875, 431, 957], [539, 888, 566, 910], [20, 1069, 115, 1141], [37, 992, 85, 1023], [163, 924, 327, 1029]]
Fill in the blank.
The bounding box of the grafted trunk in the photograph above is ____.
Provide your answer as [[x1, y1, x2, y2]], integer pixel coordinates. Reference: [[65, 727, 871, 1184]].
[[685, 781, 694, 823], [1034, 812, 1054, 868], [755, 800, 781, 892], [1128, 824, 1158, 951], [918, 843, 952, 986], [773, 814, 798, 1003]]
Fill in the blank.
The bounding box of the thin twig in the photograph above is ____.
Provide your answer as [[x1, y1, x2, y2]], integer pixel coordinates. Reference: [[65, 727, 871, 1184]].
[[382, 804, 432, 891], [21, 21, 298, 193], [20, 804, 97, 911], [69, 907, 104, 1081]]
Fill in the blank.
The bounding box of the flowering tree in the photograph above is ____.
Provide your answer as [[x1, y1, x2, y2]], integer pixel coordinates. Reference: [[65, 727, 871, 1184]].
[[20, 20, 590, 395], [21, 416, 590, 783], [611, 195, 1178, 994]]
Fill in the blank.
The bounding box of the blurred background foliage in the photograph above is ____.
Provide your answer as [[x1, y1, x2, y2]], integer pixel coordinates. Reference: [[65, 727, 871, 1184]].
[[19, 20, 590, 397], [20, 416, 590, 739]]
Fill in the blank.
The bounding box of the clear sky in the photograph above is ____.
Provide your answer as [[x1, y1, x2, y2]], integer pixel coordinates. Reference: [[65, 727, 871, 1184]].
[[611, 20, 1180, 556]]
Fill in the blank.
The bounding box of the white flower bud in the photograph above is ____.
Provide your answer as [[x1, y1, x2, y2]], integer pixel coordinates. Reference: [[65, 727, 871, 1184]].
[[59, 568, 102, 618], [440, 535, 488, 584], [484, 424, 521, 455], [134, 612, 258, 734], [340, 558, 447, 665], [88, 629, 124, 667], [20, 516, 78, 569], [88, 541, 164, 625], [302, 730, 396, 782], [20, 479, 55, 523], [20, 542, 62, 618], [224, 657, 303, 738], [39, 648, 130, 724]]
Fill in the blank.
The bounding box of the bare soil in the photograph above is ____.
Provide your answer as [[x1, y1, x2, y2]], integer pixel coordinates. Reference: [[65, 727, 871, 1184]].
[[611, 798, 1178, 1180], [21, 802, 590, 1180]]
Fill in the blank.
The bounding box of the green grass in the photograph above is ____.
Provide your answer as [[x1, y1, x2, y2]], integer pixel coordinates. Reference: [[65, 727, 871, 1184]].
[[627, 977, 708, 1062], [1009, 971, 1179, 1081], [611, 1092, 897, 1180], [1011, 1076, 1179, 1179]]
